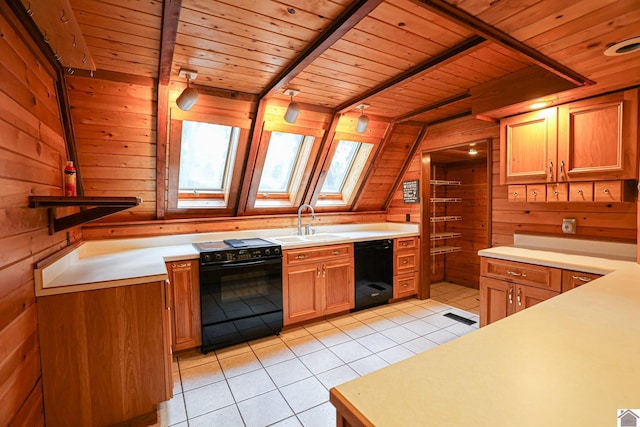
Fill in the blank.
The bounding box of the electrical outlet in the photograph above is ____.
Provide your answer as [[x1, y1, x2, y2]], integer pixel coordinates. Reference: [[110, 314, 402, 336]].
[[562, 218, 576, 234], [405, 213, 410, 222]]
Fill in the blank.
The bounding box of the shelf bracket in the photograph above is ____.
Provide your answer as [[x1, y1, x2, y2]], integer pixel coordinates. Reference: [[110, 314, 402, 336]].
[[29, 196, 141, 234]]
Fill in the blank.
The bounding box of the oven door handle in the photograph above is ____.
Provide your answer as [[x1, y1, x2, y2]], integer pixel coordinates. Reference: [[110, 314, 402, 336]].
[[219, 259, 277, 268]]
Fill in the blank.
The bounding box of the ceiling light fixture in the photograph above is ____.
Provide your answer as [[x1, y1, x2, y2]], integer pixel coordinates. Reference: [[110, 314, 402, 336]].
[[604, 36, 640, 56], [529, 101, 548, 110], [176, 68, 199, 111], [284, 89, 301, 123], [356, 104, 369, 133]]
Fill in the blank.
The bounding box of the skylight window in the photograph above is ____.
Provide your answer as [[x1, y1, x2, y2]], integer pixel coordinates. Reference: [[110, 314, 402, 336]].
[[321, 140, 361, 194], [253, 131, 315, 207], [258, 132, 305, 193], [177, 120, 239, 206]]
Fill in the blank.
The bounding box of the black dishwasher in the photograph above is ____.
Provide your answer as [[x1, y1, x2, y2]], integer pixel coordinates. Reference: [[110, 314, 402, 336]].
[[353, 239, 394, 311]]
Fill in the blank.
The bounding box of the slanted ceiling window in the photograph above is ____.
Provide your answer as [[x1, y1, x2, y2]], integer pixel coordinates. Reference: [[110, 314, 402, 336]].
[[317, 139, 373, 206], [177, 121, 239, 208], [255, 131, 315, 207]]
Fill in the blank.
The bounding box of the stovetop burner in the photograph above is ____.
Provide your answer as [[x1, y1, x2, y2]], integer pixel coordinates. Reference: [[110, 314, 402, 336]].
[[193, 237, 275, 252]]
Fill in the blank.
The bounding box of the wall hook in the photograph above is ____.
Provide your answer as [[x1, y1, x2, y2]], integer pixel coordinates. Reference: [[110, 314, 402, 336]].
[[82, 54, 86, 64], [60, 9, 69, 24], [68, 67, 74, 74], [43, 30, 49, 44], [26, 2, 33, 16], [54, 51, 61, 61]]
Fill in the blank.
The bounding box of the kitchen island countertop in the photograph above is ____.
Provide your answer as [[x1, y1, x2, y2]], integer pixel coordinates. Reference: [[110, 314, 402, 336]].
[[330, 242, 640, 426]]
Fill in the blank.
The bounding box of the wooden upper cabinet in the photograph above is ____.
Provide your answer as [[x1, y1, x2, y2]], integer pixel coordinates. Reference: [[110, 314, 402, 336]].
[[557, 89, 638, 181], [500, 107, 558, 184]]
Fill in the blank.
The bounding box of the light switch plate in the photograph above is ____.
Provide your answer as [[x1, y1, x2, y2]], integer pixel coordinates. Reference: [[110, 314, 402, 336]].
[[562, 218, 576, 234]]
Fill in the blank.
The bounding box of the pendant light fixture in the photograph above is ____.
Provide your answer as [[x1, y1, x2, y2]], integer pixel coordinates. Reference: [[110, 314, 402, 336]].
[[176, 68, 199, 111], [284, 89, 301, 123], [355, 104, 370, 133]]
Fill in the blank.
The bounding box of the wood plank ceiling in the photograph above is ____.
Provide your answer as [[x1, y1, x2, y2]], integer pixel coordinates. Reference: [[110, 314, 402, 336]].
[[63, 0, 640, 123]]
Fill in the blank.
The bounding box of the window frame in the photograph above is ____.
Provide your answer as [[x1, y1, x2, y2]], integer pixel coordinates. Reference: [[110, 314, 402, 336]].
[[312, 132, 381, 209]]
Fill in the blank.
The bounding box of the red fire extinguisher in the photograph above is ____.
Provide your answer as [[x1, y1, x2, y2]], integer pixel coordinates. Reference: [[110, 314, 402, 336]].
[[64, 161, 77, 197]]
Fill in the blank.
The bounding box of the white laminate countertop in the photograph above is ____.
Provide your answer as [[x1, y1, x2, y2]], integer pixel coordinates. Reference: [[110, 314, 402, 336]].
[[35, 222, 418, 297], [331, 237, 640, 426]]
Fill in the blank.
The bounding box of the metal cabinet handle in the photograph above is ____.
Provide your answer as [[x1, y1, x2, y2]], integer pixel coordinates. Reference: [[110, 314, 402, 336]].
[[322, 265, 325, 278], [507, 270, 526, 277], [549, 161, 554, 181], [531, 191, 537, 197], [296, 255, 307, 260], [401, 241, 409, 246], [553, 190, 559, 196], [508, 287, 513, 304], [402, 282, 409, 288], [403, 259, 409, 264], [572, 275, 592, 283], [317, 266, 320, 278], [517, 288, 522, 306], [512, 191, 518, 198], [332, 250, 340, 255], [603, 188, 610, 194], [172, 263, 189, 268], [560, 161, 565, 179], [577, 189, 583, 194]]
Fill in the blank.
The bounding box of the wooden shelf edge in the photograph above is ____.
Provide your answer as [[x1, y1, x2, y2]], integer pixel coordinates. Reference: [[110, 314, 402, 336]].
[[29, 196, 142, 234]]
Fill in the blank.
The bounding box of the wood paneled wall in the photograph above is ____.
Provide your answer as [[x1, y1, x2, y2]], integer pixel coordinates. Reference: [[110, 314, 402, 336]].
[[0, 4, 78, 425], [67, 74, 158, 221]]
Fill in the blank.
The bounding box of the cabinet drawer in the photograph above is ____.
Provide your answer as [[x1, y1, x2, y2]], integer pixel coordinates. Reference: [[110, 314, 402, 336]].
[[394, 271, 418, 298], [526, 184, 546, 202], [480, 258, 561, 292], [394, 237, 418, 251], [395, 250, 418, 274], [561, 270, 603, 292], [593, 180, 636, 202], [285, 243, 352, 264], [546, 183, 568, 202], [507, 185, 526, 202], [569, 182, 593, 201]]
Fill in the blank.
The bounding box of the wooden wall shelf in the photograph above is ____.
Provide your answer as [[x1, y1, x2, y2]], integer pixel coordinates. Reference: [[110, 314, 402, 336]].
[[29, 196, 141, 234]]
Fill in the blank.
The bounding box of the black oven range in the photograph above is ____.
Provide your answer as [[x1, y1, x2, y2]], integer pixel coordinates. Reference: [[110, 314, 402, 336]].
[[193, 238, 283, 354]]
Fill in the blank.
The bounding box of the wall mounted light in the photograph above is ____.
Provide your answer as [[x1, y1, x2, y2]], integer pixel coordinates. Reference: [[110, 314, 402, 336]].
[[176, 68, 199, 111], [284, 89, 301, 123], [356, 104, 369, 133]]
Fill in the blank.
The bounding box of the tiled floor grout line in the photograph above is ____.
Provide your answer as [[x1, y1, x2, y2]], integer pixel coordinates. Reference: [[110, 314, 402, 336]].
[[162, 295, 479, 426]]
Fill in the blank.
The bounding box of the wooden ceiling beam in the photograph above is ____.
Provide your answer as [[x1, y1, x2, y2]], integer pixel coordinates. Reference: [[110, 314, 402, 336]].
[[407, 0, 594, 87], [335, 36, 486, 113], [158, 0, 182, 85], [395, 93, 470, 123], [260, 0, 384, 99]]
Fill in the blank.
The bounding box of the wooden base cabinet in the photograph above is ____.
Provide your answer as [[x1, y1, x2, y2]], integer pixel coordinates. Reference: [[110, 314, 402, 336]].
[[283, 244, 354, 326], [166, 259, 201, 351], [38, 281, 172, 426], [393, 237, 420, 299], [479, 258, 561, 327]]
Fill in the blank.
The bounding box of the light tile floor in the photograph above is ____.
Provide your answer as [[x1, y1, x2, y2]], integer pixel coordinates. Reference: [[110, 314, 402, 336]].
[[430, 281, 480, 315], [157, 298, 478, 427]]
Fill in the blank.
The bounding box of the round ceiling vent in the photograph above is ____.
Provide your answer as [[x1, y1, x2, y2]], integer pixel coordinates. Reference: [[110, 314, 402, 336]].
[[604, 36, 640, 56]]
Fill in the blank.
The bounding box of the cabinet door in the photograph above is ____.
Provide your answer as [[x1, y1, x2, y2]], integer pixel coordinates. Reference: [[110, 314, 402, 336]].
[[558, 90, 638, 181], [166, 260, 201, 351], [500, 107, 557, 184], [480, 277, 513, 327], [514, 284, 559, 312], [283, 263, 322, 325], [323, 258, 354, 315]]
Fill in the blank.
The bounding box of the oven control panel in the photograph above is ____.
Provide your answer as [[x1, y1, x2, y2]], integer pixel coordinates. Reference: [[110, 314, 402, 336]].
[[201, 246, 281, 265]]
